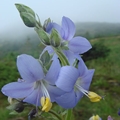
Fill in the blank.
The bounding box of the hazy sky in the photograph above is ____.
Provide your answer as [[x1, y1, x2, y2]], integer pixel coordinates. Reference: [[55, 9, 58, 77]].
[[0, 0, 120, 33]]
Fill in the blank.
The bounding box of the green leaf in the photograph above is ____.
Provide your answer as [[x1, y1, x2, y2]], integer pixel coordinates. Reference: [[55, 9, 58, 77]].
[[20, 12, 36, 27], [15, 3, 35, 17]]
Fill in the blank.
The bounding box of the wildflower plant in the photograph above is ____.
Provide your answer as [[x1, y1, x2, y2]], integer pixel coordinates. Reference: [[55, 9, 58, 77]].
[[1, 3, 102, 120]]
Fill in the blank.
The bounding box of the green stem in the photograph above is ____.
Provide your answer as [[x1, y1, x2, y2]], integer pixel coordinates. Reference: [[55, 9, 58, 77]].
[[49, 110, 62, 120], [53, 48, 69, 66], [65, 109, 72, 120]]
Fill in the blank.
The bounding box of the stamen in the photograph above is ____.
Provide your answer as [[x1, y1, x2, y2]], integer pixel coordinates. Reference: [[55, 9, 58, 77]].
[[41, 97, 52, 112], [75, 83, 102, 102], [40, 81, 52, 112], [88, 91, 102, 102]]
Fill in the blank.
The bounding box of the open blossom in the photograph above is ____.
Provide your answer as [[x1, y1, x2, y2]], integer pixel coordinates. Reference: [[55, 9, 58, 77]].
[[54, 57, 101, 108], [89, 115, 102, 120], [44, 16, 92, 64], [1, 54, 64, 112]]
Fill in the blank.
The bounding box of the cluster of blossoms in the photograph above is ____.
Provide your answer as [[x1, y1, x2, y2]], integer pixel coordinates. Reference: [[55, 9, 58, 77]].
[[1, 3, 102, 119]]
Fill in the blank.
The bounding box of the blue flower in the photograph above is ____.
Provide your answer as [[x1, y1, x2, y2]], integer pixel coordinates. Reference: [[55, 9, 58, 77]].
[[45, 16, 92, 64], [54, 57, 101, 108], [1, 54, 64, 112]]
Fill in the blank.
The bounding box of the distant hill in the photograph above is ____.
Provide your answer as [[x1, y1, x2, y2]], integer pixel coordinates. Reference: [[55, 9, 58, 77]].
[[0, 22, 120, 59], [75, 22, 120, 39]]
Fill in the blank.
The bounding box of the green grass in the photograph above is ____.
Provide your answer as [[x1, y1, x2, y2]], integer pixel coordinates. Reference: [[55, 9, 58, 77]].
[[1, 36, 120, 119]]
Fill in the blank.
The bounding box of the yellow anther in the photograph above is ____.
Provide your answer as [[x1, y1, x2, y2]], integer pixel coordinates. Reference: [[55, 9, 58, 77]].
[[89, 115, 101, 120], [41, 97, 45, 106], [88, 91, 102, 102], [40, 97, 52, 112]]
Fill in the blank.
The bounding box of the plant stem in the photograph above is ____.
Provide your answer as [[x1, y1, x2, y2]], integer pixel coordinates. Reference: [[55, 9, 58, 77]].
[[49, 110, 62, 120], [65, 109, 72, 120]]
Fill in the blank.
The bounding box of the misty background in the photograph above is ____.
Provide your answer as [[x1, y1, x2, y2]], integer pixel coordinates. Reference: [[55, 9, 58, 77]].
[[0, 0, 120, 39]]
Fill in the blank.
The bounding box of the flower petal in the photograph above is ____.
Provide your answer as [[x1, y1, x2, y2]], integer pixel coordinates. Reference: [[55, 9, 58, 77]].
[[69, 36, 92, 54], [17, 54, 44, 83], [62, 16, 75, 40], [80, 69, 95, 90], [63, 50, 75, 65], [78, 57, 88, 76], [46, 22, 62, 35], [55, 90, 77, 109], [46, 85, 65, 102], [45, 58, 61, 85], [1, 82, 33, 98], [23, 87, 43, 106], [75, 90, 84, 102], [56, 66, 79, 92]]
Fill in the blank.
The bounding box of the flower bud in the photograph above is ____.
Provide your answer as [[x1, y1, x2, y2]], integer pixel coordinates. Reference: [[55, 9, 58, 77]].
[[15, 102, 24, 113], [43, 18, 51, 30], [20, 12, 36, 27], [35, 28, 50, 45], [15, 3, 35, 17], [28, 109, 37, 119], [50, 29, 61, 47]]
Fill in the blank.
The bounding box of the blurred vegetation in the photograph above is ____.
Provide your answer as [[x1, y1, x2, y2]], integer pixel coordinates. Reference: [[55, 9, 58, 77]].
[[0, 22, 120, 119]]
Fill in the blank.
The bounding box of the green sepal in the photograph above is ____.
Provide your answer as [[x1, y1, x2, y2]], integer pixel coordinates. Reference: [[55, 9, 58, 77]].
[[54, 48, 69, 66], [6, 102, 24, 113], [61, 41, 69, 50], [50, 29, 61, 47], [35, 28, 50, 45], [20, 12, 36, 27], [15, 3, 35, 17], [40, 51, 51, 66]]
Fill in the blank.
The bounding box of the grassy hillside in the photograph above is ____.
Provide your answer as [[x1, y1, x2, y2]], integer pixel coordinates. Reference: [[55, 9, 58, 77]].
[[1, 21, 120, 119]]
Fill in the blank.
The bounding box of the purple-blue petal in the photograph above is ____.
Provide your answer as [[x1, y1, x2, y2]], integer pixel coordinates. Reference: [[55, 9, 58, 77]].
[[56, 66, 79, 92], [63, 50, 75, 65], [46, 85, 65, 102], [17, 54, 44, 83], [68, 36, 92, 54], [45, 58, 61, 85], [1, 82, 33, 98], [75, 90, 84, 103], [46, 22, 62, 36], [23, 87, 42, 106], [55, 90, 77, 109], [78, 57, 88, 76], [62, 16, 75, 40], [79, 69, 95, 90]]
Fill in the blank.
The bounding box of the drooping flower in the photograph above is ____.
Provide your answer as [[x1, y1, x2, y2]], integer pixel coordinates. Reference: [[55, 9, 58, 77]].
[[44, 16, 92, 64], [1, 54, 64, 112], [89, 115, 102, 120], [55, 57, 101, 108]]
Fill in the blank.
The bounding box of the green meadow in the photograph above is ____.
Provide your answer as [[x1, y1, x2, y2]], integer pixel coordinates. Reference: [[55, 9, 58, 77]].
[[0, 23, 120, 120]]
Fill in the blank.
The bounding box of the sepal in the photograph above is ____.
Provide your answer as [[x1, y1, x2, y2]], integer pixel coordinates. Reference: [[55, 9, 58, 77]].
[[35, 28, 50, 45], [50, 29, 61, 47]]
